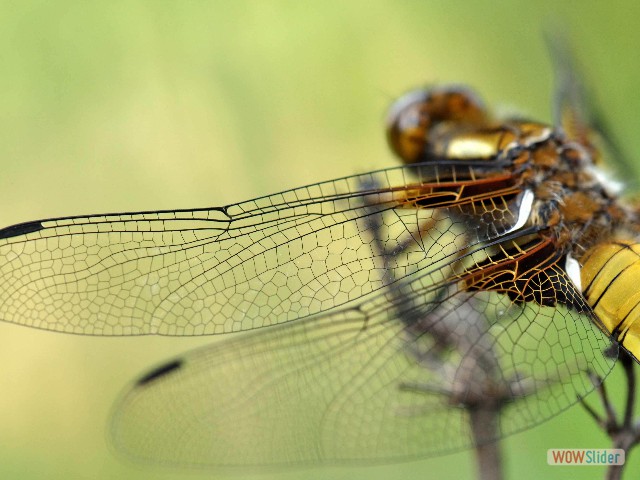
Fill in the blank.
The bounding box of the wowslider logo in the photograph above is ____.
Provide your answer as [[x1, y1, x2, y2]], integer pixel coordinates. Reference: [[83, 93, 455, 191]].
[[547, 449, 625, 466]]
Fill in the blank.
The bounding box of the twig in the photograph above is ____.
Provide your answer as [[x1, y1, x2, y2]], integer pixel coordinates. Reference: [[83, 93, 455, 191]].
[[360, 182, 506, 480], [469, 407, 503, 480], [580, 349, 640, 480]]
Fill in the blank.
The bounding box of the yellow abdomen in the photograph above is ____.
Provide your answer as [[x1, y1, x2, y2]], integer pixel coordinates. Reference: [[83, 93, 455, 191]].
[[581, 240, 640, 359]]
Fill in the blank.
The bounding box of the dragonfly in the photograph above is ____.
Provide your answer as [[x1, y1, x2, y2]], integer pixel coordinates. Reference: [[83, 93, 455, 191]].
[[0, 51, 638, 468]]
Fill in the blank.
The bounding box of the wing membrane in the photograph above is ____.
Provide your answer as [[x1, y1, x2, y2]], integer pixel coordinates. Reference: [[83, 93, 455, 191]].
[[0, 161, 520, 335], [110, 264, 615, 466]]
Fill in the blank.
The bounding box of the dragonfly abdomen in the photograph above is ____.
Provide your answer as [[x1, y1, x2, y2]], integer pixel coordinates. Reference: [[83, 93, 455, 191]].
[[581, 239, 640, 360]]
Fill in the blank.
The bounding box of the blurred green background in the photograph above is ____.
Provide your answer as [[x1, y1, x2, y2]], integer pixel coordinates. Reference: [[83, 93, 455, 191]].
[[1, 1, 640, 479]]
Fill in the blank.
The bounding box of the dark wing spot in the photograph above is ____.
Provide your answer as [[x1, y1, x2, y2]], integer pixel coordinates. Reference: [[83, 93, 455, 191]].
[[136, 359, 183, 386], [0, 220, 45, 239]]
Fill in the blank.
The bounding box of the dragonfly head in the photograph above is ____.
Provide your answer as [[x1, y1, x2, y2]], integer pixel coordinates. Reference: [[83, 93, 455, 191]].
[[386, 86, 488, 164]]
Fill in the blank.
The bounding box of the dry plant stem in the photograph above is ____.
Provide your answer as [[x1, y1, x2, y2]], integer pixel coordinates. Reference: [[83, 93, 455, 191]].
[[361, 188, 504, 480], [579, 371, 617, 430], [470, 408, 503, 480], [580, 350, 640, 480], [605, 352, 640, 480]]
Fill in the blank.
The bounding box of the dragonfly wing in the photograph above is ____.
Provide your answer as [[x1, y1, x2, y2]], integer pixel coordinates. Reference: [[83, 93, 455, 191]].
[[110, 260, 616, 466], [0, 161, 522, 336], [547, 32, 635, 187]]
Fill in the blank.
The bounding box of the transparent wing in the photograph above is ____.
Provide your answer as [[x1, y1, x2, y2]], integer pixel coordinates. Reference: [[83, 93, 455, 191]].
[[547, 32, 636, 186], [110, 261, 616, 466], [0, 161, 521, 335]]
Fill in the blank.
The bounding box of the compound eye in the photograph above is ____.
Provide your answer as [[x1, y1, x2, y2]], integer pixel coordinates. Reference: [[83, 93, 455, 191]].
[[386, 87, 488, 164], [386, 90, 431, 164]]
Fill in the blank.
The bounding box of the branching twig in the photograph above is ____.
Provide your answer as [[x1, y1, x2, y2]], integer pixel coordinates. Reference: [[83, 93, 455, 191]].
[[361, 184, 506, 480], [580, 349, 640, 480]]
